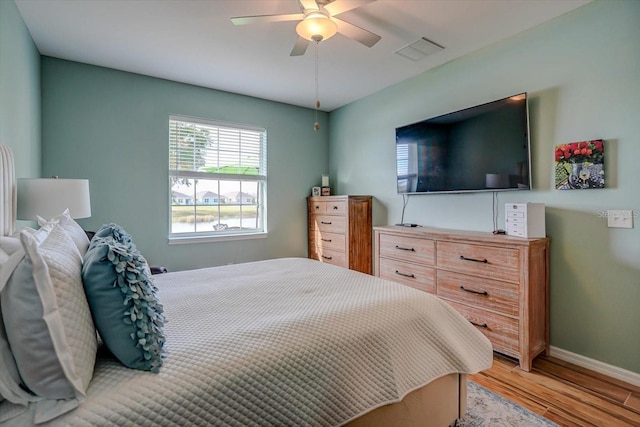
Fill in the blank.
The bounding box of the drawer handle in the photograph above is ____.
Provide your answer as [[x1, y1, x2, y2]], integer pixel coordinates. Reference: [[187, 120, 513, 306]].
[[315, 206, 320, 210], [321, 221, 332, 225], [321, 238, 332, 242], [332, 206, 339, 210], [459, 255, 488, 263], [321, 255, 333, 260], [395, 270, 416, 278], [395, 245, 415, 252], [460, 286, 488, 296], [470, 321, 488, 329]]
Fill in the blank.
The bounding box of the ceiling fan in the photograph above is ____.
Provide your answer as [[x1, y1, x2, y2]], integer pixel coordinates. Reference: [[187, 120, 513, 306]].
[[231, 0, 381, 56]]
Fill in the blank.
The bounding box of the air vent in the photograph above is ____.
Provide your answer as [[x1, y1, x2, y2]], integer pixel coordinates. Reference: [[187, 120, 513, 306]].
[[394, 37, 444, 62]]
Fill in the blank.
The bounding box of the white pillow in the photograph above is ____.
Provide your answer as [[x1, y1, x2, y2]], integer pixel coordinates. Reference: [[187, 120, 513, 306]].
[[37, 209, 90, 257], [0, 236, 22, 263], [15, 223, 54, 245], [0, 224, 97, 423]]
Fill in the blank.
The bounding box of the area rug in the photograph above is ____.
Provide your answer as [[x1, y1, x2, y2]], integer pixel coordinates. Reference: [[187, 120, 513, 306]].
[[458, 381, 558, 426]]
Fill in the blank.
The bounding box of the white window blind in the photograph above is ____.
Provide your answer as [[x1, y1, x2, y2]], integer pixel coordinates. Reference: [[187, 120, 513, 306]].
[[169, 116, 266, 239], [396, 141, 418, 193], [396, 143, 409, 178]]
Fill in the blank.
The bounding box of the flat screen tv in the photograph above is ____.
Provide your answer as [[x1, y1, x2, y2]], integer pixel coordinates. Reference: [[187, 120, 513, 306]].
[[395, 93, 531, 194]]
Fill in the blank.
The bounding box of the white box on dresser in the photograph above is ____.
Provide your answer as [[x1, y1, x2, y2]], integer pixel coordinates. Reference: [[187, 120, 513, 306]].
[[505, 202, 545, 238], [374, 225, 550, 372]]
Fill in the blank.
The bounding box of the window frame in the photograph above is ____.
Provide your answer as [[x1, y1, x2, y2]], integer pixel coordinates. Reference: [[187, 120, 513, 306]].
[[168, 115, 267, 244]]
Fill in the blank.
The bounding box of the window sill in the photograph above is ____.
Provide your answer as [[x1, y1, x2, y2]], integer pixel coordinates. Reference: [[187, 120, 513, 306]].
[[168, 232, 267, 245]]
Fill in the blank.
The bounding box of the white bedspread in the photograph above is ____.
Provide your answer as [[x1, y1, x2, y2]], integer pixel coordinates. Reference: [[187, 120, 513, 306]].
[[12, 257, 492, 426]]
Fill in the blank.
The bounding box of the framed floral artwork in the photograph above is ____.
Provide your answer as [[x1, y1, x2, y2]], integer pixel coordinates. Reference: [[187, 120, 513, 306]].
[[555, 140, 605, 190]]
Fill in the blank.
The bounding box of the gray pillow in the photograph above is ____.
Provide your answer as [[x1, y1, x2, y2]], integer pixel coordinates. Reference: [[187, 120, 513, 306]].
[[0, 236, 38, 414]]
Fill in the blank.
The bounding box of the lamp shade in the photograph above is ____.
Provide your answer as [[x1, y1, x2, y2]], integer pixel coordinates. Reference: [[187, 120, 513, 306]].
[[296, 13, 338, 41], [17, 178, 91, 220]]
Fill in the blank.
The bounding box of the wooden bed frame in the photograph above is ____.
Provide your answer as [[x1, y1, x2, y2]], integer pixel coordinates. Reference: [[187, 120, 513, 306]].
[[345, 373, 466, 427]]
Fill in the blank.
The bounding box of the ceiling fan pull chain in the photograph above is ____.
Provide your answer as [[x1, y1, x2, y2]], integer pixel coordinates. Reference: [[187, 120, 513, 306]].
[[314, 39, 320, 131]]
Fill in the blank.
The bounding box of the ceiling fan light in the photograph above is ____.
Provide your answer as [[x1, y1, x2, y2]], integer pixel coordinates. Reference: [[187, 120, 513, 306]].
[[296, 14, 338, 42]]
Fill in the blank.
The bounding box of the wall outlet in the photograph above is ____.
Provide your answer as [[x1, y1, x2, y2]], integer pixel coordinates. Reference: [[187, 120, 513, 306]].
[[607, 210, 634, 228]]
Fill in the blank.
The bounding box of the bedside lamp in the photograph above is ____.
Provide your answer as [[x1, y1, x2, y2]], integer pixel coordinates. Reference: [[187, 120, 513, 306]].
[[17, 177, 91, 220]]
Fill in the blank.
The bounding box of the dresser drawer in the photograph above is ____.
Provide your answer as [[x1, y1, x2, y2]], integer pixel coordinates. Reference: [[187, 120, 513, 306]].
[[437, 241, 520, 283], [324, 200, 346, 215], [313, 247, 346, 268], [308, 200, 346, 216], [379, 233, 435, 266], [309, 232, 346, 253], [310, 215, 346, 234], [447, 301, 519, 356], [309, 200, 327, 214], [436, 270, 519, 317], [379, 258, 435, 294]]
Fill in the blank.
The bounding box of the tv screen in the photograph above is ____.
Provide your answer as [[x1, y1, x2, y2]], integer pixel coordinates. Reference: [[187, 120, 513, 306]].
[[395, 93, 531, 194]]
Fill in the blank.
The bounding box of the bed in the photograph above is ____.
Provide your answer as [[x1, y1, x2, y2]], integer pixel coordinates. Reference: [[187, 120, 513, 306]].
[[0, 144, 492, 426]]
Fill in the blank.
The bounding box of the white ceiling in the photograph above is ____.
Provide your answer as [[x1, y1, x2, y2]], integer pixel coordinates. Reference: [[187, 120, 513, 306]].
[[15, 0, 590, 112]]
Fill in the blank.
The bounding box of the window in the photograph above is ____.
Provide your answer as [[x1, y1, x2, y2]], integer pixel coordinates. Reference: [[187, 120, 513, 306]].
[[169, 116, 266, 240]]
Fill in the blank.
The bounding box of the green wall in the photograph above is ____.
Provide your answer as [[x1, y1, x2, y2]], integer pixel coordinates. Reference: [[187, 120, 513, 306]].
[[0, 0, 40, 179], [329, 0, 640, 374], [41, 59, 329, 271], [6, 0, 638, 375]]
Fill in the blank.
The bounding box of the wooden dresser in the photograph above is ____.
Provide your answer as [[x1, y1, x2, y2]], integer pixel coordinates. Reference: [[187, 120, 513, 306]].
[[308, 196, 372, 274], [374, 225, 550, 371]]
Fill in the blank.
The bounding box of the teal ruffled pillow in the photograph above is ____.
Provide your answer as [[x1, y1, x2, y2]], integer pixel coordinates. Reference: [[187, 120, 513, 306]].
[[93, 223, 133, 245], [82, 236, 166, 372]]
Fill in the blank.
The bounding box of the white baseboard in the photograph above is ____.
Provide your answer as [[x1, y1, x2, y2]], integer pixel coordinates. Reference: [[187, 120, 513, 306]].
[[550, 346, 640, 388]]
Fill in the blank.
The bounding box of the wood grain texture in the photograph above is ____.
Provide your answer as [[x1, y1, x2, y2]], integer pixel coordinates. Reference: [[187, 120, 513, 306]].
[[437, 270, 519, 317], [378, 233, 436, 265], [308, 196, 372, 274], [309, 232, 346, 253], [437, 241, 520, 283], [471, 354, 640, 426], [347, 197, 372, 274], [374, 225, 550, 372], [378, 257, 436, 293], [312, 214, 346, 234], [316, 248, 346, 267], [448, 300, 520, 355]]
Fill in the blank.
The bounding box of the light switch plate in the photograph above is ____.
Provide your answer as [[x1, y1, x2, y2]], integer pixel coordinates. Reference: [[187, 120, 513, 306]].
[[607, 210, 634, 228]]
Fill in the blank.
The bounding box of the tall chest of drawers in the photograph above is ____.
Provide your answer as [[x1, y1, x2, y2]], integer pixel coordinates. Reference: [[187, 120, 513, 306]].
[[308, 196, 372, 274], [374, 225, 550, 371]]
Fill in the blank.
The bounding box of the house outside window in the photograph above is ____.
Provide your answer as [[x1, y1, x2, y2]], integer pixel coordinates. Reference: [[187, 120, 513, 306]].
[[169, 116, 266, 241]]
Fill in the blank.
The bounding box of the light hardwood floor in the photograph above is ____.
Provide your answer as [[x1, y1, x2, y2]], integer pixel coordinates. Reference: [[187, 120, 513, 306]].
[[469, 354, 640, 426]]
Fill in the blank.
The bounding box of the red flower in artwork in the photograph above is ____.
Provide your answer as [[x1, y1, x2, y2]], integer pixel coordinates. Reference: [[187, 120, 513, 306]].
[[555, 140, 604, 164], [593, 140, 604, 151]]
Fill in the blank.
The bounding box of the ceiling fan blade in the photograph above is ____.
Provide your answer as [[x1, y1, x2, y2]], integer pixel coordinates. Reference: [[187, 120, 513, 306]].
[[298, 0, 319, 11], [290, 37, 310, 56], [231, 13, 304, 26], [325, 0, 376, 17], [334, 17, 381, 47]]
